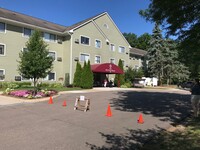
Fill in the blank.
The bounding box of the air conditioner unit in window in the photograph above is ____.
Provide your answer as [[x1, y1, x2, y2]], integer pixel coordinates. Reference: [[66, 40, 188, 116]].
[[57, 57, 62, 62], [74, 57, 79, 61], [15, 76, 21, 81], [57, 39, 62, 44], [75, 39, 79, 44]]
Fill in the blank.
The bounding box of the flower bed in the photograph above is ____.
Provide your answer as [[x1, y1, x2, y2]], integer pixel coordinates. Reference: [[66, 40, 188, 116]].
[[3, 88, 58, 99]]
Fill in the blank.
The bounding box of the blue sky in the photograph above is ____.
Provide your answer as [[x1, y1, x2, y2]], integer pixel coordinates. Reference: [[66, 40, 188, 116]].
[[0, 0, 153, 37]]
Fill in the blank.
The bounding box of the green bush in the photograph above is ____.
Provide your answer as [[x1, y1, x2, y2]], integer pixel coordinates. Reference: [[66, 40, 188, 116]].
[[120, 82, 132, 88], [121, 85, 128, 88], [0, 82, 32, 89], [39, 82, 63, 88], [3, 88, 13, 94]]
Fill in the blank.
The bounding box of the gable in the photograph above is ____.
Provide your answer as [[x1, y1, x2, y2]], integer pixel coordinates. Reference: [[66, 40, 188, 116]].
[[93, 13, 130, 47], [68, 13, 130, 48]]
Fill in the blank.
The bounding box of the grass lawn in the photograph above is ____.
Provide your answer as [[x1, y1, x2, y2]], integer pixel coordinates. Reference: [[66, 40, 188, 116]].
[[141, 117, 200, 150]]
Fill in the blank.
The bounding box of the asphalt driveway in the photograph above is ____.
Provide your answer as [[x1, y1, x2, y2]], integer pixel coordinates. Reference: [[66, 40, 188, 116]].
[[0, 88, 191, 150]]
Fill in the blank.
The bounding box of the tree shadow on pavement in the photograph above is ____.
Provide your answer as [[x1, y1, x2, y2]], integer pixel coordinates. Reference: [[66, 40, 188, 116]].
[[86, 128, 161, 150], [86, 90, 192, 150], [110, 91, 191, 123]]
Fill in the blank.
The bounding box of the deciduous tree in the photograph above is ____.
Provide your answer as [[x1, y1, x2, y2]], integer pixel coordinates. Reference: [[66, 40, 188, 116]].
[[18, 30, 53, 92]]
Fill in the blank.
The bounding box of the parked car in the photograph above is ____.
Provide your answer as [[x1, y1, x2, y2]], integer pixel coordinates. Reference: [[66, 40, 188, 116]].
[[133, 78, 145, 88], [179, 81, 194, 89]]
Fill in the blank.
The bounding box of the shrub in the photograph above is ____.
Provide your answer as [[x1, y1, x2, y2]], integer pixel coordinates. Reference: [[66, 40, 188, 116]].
[[121, 85, 128, 88]]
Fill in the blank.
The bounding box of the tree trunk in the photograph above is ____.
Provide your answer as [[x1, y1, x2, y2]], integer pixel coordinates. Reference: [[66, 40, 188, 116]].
[[33, 78, 37, 96]]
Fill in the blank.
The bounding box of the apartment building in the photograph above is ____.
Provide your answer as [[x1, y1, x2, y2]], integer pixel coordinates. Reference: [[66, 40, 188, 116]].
[[0, 8, 146, 84], [129, 48, 147, 70]]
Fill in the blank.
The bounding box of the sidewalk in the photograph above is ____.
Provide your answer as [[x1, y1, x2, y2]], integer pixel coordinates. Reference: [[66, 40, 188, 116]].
[[0, 87, 189, 106], [0, 88, 113, 106]]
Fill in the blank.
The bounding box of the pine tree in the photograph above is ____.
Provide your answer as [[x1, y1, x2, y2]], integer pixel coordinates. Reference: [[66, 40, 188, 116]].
[[73, 61, 82, 87], [87, 60, 94, 89], [114, 59, 125, 87], [162, 39, 189, 84], [80, 61, 87, 88], [80, 61, 93, 89], [17, 30, 53, 92], [147, 23, 164, 85]]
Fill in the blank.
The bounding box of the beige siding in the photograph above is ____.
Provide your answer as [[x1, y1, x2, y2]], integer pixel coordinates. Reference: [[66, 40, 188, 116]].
[[0, 23, 69, 82], [70, 14, 130, 79], [0, 12, 146, 84]]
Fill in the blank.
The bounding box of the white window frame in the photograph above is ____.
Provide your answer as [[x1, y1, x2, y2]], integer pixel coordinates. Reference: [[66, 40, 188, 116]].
[[48, 51, 57, 61], [43, 72, 56, 81], [80, 53, 90, 62], [22, 47, 28, 52], [23, 27, 34, 37], [135, 65, 139, 70], [0, 43, 6, 56], [118, 46, 125, 53], [110, 43, 115, 52], [95, 39, 102, 48], [95, 55, 101, 64], [0, 69, 5, 81], [43, 32, 57, 42], [110, 58, 115, 64], [0, 22, 6, 33], [80, 35, 90, 46]]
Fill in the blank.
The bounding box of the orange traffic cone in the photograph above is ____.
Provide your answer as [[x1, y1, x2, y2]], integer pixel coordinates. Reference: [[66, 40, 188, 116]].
[[106, 104, 112, 117], [48, 96, 53, 104], [138, 114, 144, 124], [62, 100, 67, 107]]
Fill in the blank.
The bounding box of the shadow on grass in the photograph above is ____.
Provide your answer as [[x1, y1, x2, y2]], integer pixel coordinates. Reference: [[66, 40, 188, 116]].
[[86, 118, 200, 150], [141, 117, 200, 150], [110, 91, 191, 123], [86, 128, 161, 150]]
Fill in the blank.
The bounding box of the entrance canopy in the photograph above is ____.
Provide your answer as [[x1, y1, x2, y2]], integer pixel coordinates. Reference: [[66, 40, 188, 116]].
[[91, 63, 124, 74]]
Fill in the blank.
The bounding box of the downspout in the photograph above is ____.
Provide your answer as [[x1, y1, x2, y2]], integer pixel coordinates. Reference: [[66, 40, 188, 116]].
[[69, 33, 73, 84]]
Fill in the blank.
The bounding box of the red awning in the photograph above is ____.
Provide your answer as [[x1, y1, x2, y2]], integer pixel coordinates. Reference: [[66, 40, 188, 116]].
[[91, 63, 124, 74]]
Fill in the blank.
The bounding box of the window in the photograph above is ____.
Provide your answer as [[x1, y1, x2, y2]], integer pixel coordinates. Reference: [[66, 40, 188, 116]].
[[0, 69, 5, 80], [48, 72, 55, 81], [21, 76, 30, 81], [48, 51, 56, 61], [103, 24, 109, 29], [23, 28, 33, 37], [95, 56, 101, 64], [119, 46, 125, 53], [81, 36, 90, 45], [0, 22, 5, 33], [80, 53, 89, 62], [43, 33, 56, 42], [110, 58, 115, 64], [44, 72, 56, 81], [23, 48, 28, 52], [135, 65, 139, 70], [0, 44, 5, 56], [95, 40, 101, 48], [110, 44, 115, 51]]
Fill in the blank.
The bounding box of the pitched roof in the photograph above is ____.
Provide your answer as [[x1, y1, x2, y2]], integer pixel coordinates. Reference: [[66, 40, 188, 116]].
[[0, 7, 67, 33], [66, 12, 107, 31], [0, 7, 107, 34], [130, 48, 147, 56]]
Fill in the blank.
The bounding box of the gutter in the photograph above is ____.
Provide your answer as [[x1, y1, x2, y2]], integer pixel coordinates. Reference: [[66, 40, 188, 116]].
[[0, 17, 70, 36]]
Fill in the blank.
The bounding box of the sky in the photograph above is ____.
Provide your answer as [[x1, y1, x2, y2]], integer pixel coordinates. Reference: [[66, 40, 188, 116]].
[[0, 0, 153, 37]]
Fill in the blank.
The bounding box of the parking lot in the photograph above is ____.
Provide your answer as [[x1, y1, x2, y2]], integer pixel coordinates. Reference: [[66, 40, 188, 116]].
[[0, 88, 191, 150]]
